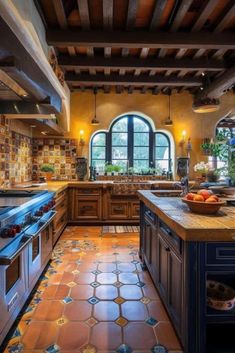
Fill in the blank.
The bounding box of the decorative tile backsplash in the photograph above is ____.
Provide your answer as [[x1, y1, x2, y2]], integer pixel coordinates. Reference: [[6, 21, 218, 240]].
[[0, 116, 32, 184], [0, 116, 79, 183], [32, 138, 78, 180]]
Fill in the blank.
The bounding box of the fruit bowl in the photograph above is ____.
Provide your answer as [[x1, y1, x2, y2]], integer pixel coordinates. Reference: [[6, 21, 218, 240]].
[[182, 198, 225, 214], [207, 280, 235, 311]]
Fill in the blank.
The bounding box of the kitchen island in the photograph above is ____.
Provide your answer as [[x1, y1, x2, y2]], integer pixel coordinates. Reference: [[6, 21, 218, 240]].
[[138, 190, 235, 353]]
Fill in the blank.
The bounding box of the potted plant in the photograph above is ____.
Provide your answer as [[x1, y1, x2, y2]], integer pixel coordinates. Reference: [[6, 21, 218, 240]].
[[113, 165, 122, 175], [193, 161, 210, 180], [40, 163, 55, 181], [105, 164, 114, 176]]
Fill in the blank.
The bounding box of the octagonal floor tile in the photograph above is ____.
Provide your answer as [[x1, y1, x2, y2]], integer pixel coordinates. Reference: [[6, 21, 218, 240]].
[[94, 301, 120, 321], [57, 322, 89, 350], [90, 322, 122, 350], [95, 285, 118, 300], [64, 301, 92, 321], [121, 301, 148, 321], [123, 322, 156, 350]]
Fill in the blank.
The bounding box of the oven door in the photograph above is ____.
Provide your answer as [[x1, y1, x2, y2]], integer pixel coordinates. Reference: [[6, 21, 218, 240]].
[[28, 231, 42, 286], [0, 236, 29, 340]]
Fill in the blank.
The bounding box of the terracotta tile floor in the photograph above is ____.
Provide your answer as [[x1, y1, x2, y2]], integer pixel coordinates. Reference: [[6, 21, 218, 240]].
[[2, 226, 183, 353]]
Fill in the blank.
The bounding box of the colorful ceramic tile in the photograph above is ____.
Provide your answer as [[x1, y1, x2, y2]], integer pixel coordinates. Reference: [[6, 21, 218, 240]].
[[115, 317, 129, 327], [131, 260, 139, 264], [116, 343, 132, 353], [114, 297, 126, 304], [112, 270, 122, 275], [81, 344, 97, 353], [88, 297, 100, 305], [136, 281, 145, 287], [56, 317, 68, 326], [90, 282, 101, 288], [67, 281, 76, 287], [146, 317, 158, 326], [140, 296, 151, 304], [91, 270, 102, 275], [85, 317, 98, 327], [45, 344, 61, 353], [151, 344, 168, 353], [113, 281, 123, 288], [62, 297, 73, 304]]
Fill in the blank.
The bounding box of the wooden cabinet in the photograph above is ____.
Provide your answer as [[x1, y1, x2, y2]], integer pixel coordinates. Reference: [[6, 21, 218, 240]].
[[70, 186, 102, 222], [108, 201, 129, 219], [140, 202, 183, 339], [130, 202, 140, 219], [53, 189, 68, 245]]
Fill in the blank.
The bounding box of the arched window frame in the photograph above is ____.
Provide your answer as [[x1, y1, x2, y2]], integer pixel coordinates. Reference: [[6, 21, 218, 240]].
[[90, 114, 172, 173]]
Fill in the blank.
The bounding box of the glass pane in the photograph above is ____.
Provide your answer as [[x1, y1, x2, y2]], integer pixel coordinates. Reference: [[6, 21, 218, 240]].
[[134, 133, 149, 146], [92, 133, 106, 146], [156, 133, 169, 147], [134, 147, 149, 159], [112, 132, 128, 146], [133, 117, 149, 132], [155, 147, 169, 159], [112, 146, 127, 159], [156, 160, 169, 171], [112, 160, 127, 171], [92, 160, 106, 169], [112, 117, 128, 132], [133, 160, 149, 171], [92, 146, 106, 159]]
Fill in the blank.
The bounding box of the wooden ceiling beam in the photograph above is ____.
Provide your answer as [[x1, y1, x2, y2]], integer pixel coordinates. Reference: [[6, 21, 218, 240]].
[[47, 30, 235, 49], [150, 0, 168, 30], [201, 65, 235, 98], [65, 72, 202, 87], [192, 0, 220, 31], [214, 3, 235, 32], [77, 0, 90, 29], [103, 0, 113, 80], [58, 55, 226, 71]]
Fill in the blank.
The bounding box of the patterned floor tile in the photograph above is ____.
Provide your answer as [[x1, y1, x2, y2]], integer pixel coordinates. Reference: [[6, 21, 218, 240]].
[[2, 226, 182, 353]]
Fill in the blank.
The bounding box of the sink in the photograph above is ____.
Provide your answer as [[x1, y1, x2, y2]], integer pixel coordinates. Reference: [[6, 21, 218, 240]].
[[152, 190, 182, 197]]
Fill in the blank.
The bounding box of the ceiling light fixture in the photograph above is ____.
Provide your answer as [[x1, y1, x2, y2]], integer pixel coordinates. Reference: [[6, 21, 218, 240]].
[[91, 87, 100, 125], [164, 89, 173, 126], [192, 97, 220, 113]]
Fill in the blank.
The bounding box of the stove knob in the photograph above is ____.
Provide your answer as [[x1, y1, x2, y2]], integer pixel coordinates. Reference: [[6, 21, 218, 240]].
[[43, 205, 49, 213], [9, 227, 17, 237]]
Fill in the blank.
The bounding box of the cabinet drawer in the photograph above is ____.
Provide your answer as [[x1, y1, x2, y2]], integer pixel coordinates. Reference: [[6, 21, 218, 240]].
[[130, 202, 140, 219], [75, 198, 101, 219], [76, 188, 101, 195], [109, 202, 129, 219], [144, 208, 156, 225], [206, 243, 235, 265], [159, 220, 182, 254]]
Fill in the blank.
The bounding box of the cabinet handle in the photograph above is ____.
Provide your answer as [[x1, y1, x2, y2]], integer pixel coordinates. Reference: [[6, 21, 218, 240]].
[[164, 246, 170, 252], [114, 207, 123, 211], [81, 205, 93, 210]]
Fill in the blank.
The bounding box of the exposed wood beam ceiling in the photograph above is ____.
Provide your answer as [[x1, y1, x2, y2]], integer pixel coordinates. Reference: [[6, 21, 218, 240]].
[[37, 0, 235, 95]]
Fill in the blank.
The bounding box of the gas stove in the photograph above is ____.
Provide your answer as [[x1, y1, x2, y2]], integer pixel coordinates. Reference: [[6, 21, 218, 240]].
[[0, 190, 55, 253]]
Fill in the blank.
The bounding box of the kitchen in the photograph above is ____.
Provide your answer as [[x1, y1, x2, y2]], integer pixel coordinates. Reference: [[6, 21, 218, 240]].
[[0, 1, 235, 353]]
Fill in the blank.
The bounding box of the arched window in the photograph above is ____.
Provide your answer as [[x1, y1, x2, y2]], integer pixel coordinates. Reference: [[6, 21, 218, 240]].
[[90, 115, 171, 173]]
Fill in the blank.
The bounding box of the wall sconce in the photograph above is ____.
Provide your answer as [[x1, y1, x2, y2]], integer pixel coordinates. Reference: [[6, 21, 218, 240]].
[[179, 130, 186, 147], [79, 130, 85, 146]]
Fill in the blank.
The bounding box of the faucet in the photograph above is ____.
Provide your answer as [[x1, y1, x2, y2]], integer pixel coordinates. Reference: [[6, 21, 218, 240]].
[[174, 176, 189, 196]]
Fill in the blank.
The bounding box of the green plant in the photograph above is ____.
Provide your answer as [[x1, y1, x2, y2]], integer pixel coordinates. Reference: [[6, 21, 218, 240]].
[[113, 165, 122, 173], [105, 164, 114, 173], [40, 163, 55, 173]]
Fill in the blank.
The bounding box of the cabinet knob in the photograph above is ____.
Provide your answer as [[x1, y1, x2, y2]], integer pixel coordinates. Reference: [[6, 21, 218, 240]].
[[165, 246, 170, 252]]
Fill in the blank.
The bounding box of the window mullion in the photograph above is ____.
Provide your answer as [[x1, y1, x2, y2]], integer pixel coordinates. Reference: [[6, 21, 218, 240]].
[[107, 131, 111, 164], [128, 115, 133, 167]]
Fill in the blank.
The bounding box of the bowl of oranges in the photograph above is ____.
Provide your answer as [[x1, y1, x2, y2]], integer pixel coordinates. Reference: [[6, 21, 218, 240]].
[[182, 189, 225, 214]]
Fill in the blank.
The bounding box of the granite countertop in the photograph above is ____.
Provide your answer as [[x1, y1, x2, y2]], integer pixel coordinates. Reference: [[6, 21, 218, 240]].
[[138, 190, 235, 242]]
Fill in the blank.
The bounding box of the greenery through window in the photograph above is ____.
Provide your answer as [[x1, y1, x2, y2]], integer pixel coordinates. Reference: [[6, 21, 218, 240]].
[[90, 115, 171, 174]]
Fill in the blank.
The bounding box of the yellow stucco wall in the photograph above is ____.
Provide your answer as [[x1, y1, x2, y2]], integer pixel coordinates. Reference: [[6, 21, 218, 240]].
[[67, 91, 235, 177]]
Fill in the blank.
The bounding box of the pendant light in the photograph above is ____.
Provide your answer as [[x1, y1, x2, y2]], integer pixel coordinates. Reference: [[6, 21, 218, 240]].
[[192, 97, 220, 113], [164, 89, 173, 126], [91, 87, 100, 125]]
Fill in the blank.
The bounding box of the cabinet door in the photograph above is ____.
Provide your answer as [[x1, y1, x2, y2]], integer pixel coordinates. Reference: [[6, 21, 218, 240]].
[[150, 226, 158, 285], [168, 249, 183, 335], [143, 217, 152, 267], [158, 234, 169, 303], [130, 202, 140, 219], [108, 202, 129, 219], [74, 196, 102, 220]]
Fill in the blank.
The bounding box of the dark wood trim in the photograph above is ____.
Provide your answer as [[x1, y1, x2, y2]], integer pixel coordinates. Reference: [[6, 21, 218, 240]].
[[0, 101, 59, 115], [201, 65, 235, 98], [47, 30, 235, 49], [58, 55, 226, 71], [66, 72, 202, 87]]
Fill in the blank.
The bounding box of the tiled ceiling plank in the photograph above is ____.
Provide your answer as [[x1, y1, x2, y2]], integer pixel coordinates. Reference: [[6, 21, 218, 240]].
[[121, 0, 139, 76], [77, 0, 95, 75], [52, 0, 79, 72], [159, 0, 194, 58], [103, 0, 113, 91]]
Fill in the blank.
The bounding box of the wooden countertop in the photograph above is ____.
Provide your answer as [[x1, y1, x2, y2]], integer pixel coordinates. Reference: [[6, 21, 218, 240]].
[[138, 190, 235, 242]]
